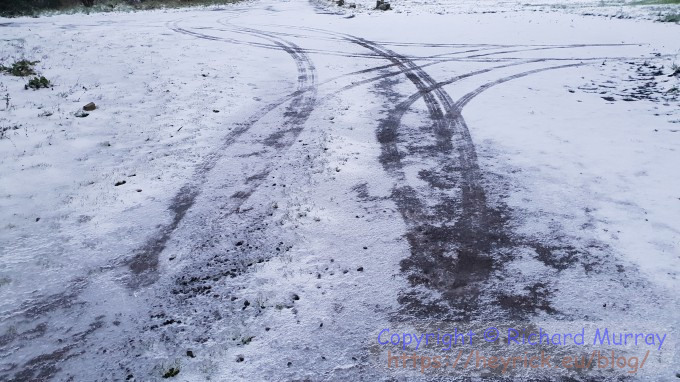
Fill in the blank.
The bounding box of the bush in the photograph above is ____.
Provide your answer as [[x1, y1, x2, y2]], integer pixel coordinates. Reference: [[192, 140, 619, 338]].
[[660, 13, 680, 22], [0, 0, 63, 17], [1, 0, 242, 17], [0, 60, 39, 77], [25, 76, 51, 90]]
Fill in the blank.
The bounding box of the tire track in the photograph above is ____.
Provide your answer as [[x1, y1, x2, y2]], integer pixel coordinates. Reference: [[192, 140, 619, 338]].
[[125, 23, 318, 289], [273, 26, 510, 319], [344, 34, 510, 320], [255, 24, 633, 321], [298, 27, 597, 321], [370, 48, 645, 323], [9, 16, 593, 324], [385, 63, 586, 320], [0, 19, 319, 382]]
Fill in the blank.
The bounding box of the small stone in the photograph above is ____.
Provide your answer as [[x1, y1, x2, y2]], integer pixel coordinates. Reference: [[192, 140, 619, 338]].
[[292, 294, 300, 301], [35, 217, 40, 222], [83, 102, 96, 111], [114, 180, 126, 186], [236, 355, 244, 362], [186, 350, 195, 358], [357, 267, 364, 272], [136, 189, 142, 192], [376, 1, 390, 10]]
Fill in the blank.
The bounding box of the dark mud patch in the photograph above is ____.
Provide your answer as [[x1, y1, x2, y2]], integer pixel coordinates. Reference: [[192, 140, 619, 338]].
[[362, 39, 642, 323]]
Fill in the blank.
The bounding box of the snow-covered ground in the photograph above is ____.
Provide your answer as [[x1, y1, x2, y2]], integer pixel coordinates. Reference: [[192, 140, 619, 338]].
[[1, 0, 679, 381]]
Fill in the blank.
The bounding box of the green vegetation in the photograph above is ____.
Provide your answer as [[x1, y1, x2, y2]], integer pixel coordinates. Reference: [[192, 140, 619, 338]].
[[1, 0, 241, 17], [659, 13, 680, 22], [161, 367, 180, 378], [632, 0, 680, 4], [0, 0, 65, 17], [25, 76, 51, 90], [0, 60, 39, 77]]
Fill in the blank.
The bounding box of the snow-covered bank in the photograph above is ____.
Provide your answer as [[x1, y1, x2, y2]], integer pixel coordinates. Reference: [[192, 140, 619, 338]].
[[315, 0, 680, 23]]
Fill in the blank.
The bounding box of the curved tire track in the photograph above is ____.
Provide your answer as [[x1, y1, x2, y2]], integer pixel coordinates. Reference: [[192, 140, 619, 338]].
[[126, 22, 318, 289]]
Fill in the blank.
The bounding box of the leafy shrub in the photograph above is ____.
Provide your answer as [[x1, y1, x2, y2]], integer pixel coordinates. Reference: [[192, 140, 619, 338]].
[[25, 76, 51, 90], [0, 60, 39, 77]]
